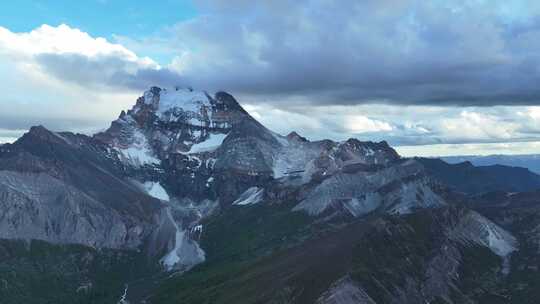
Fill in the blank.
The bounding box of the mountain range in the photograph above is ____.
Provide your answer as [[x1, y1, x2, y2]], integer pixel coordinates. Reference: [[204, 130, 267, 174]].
[[443, 154, 540, 175], [417, 158, 540, 194], [1, 87, 540, 304]]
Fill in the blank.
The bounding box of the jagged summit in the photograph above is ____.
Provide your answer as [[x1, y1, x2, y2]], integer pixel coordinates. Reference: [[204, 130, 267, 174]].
[[131, 86, 247, 128], [286, 131, 308, 143], [21, 125, 68, 144], [94, 86, 255, 161], [140, 86, 212, 119]]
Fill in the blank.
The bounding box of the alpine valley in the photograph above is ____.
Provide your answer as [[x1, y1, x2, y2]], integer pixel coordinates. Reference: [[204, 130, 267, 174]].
[[2, 87, 540, 304]]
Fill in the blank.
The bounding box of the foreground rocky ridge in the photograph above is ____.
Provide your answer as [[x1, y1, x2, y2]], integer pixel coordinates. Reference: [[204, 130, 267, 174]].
[[0, 126, 174, 254], [0, 86, 532, 303]]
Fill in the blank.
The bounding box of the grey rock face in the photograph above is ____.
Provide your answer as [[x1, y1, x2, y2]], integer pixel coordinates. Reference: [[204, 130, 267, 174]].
[[0, 171, 141, 249], [258, 132, 448, 218], [292, 159, 446, 216], [0, 126, 174, 255]]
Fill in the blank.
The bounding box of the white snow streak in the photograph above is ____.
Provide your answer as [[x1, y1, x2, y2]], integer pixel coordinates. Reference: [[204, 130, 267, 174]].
[[161, 208, 183, 270], [157, 88, 210, 115], [188, 133, 228, 153], [117, 284, 128, 304], [143, 182, 170, 201], [116, 130, 160, 167], [233, 187, 264, 205], [160, 208, 206, 271]]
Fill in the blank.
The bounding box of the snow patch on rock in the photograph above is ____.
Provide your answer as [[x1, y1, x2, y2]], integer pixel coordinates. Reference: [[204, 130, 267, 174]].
[[272, 143, 324, 180], [188, 133, 228, 154], [161, 207, 205, 271], [343, 194, 381, 217], [450, 210, 517, 274], [388, 182, 444, 215], [157, 88, 211, 115], [272, 132, 290, 147], [452, 211, 517, 257], [143, 182, 169, 201], [191, 224, 203, 234], [116, 129, 160, 167], [233, 187, 264, 205]]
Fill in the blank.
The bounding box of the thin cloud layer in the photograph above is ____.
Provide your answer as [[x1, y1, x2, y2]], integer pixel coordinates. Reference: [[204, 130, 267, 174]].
[[243, 102, 540, 147]]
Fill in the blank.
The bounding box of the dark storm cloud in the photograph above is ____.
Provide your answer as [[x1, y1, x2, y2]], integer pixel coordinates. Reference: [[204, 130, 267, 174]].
[[24, 0, 540, 107], [35, 53, 184, 91], [161, 0, 540, 106], [113, 68, 185, 91]]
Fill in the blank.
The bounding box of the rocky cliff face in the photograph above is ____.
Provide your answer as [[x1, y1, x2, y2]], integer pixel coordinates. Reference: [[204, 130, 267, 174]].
[[94, 87, 276, 205], [94, 87, 448, 219], [0, 126, 174, 255]]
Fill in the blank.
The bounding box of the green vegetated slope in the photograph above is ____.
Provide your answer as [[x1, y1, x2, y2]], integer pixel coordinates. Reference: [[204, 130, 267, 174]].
[[151, 202, 315, 303], [0, 239, 160, 304], [150, 204, 520, 304]]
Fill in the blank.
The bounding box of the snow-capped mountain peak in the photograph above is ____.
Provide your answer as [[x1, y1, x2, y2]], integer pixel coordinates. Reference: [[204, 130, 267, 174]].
[[140, 86, 213, 124], [95, 86, 252, 161]]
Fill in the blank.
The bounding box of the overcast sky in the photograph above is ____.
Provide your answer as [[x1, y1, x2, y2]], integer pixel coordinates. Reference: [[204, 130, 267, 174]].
[[2, 0, 540, 156]]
